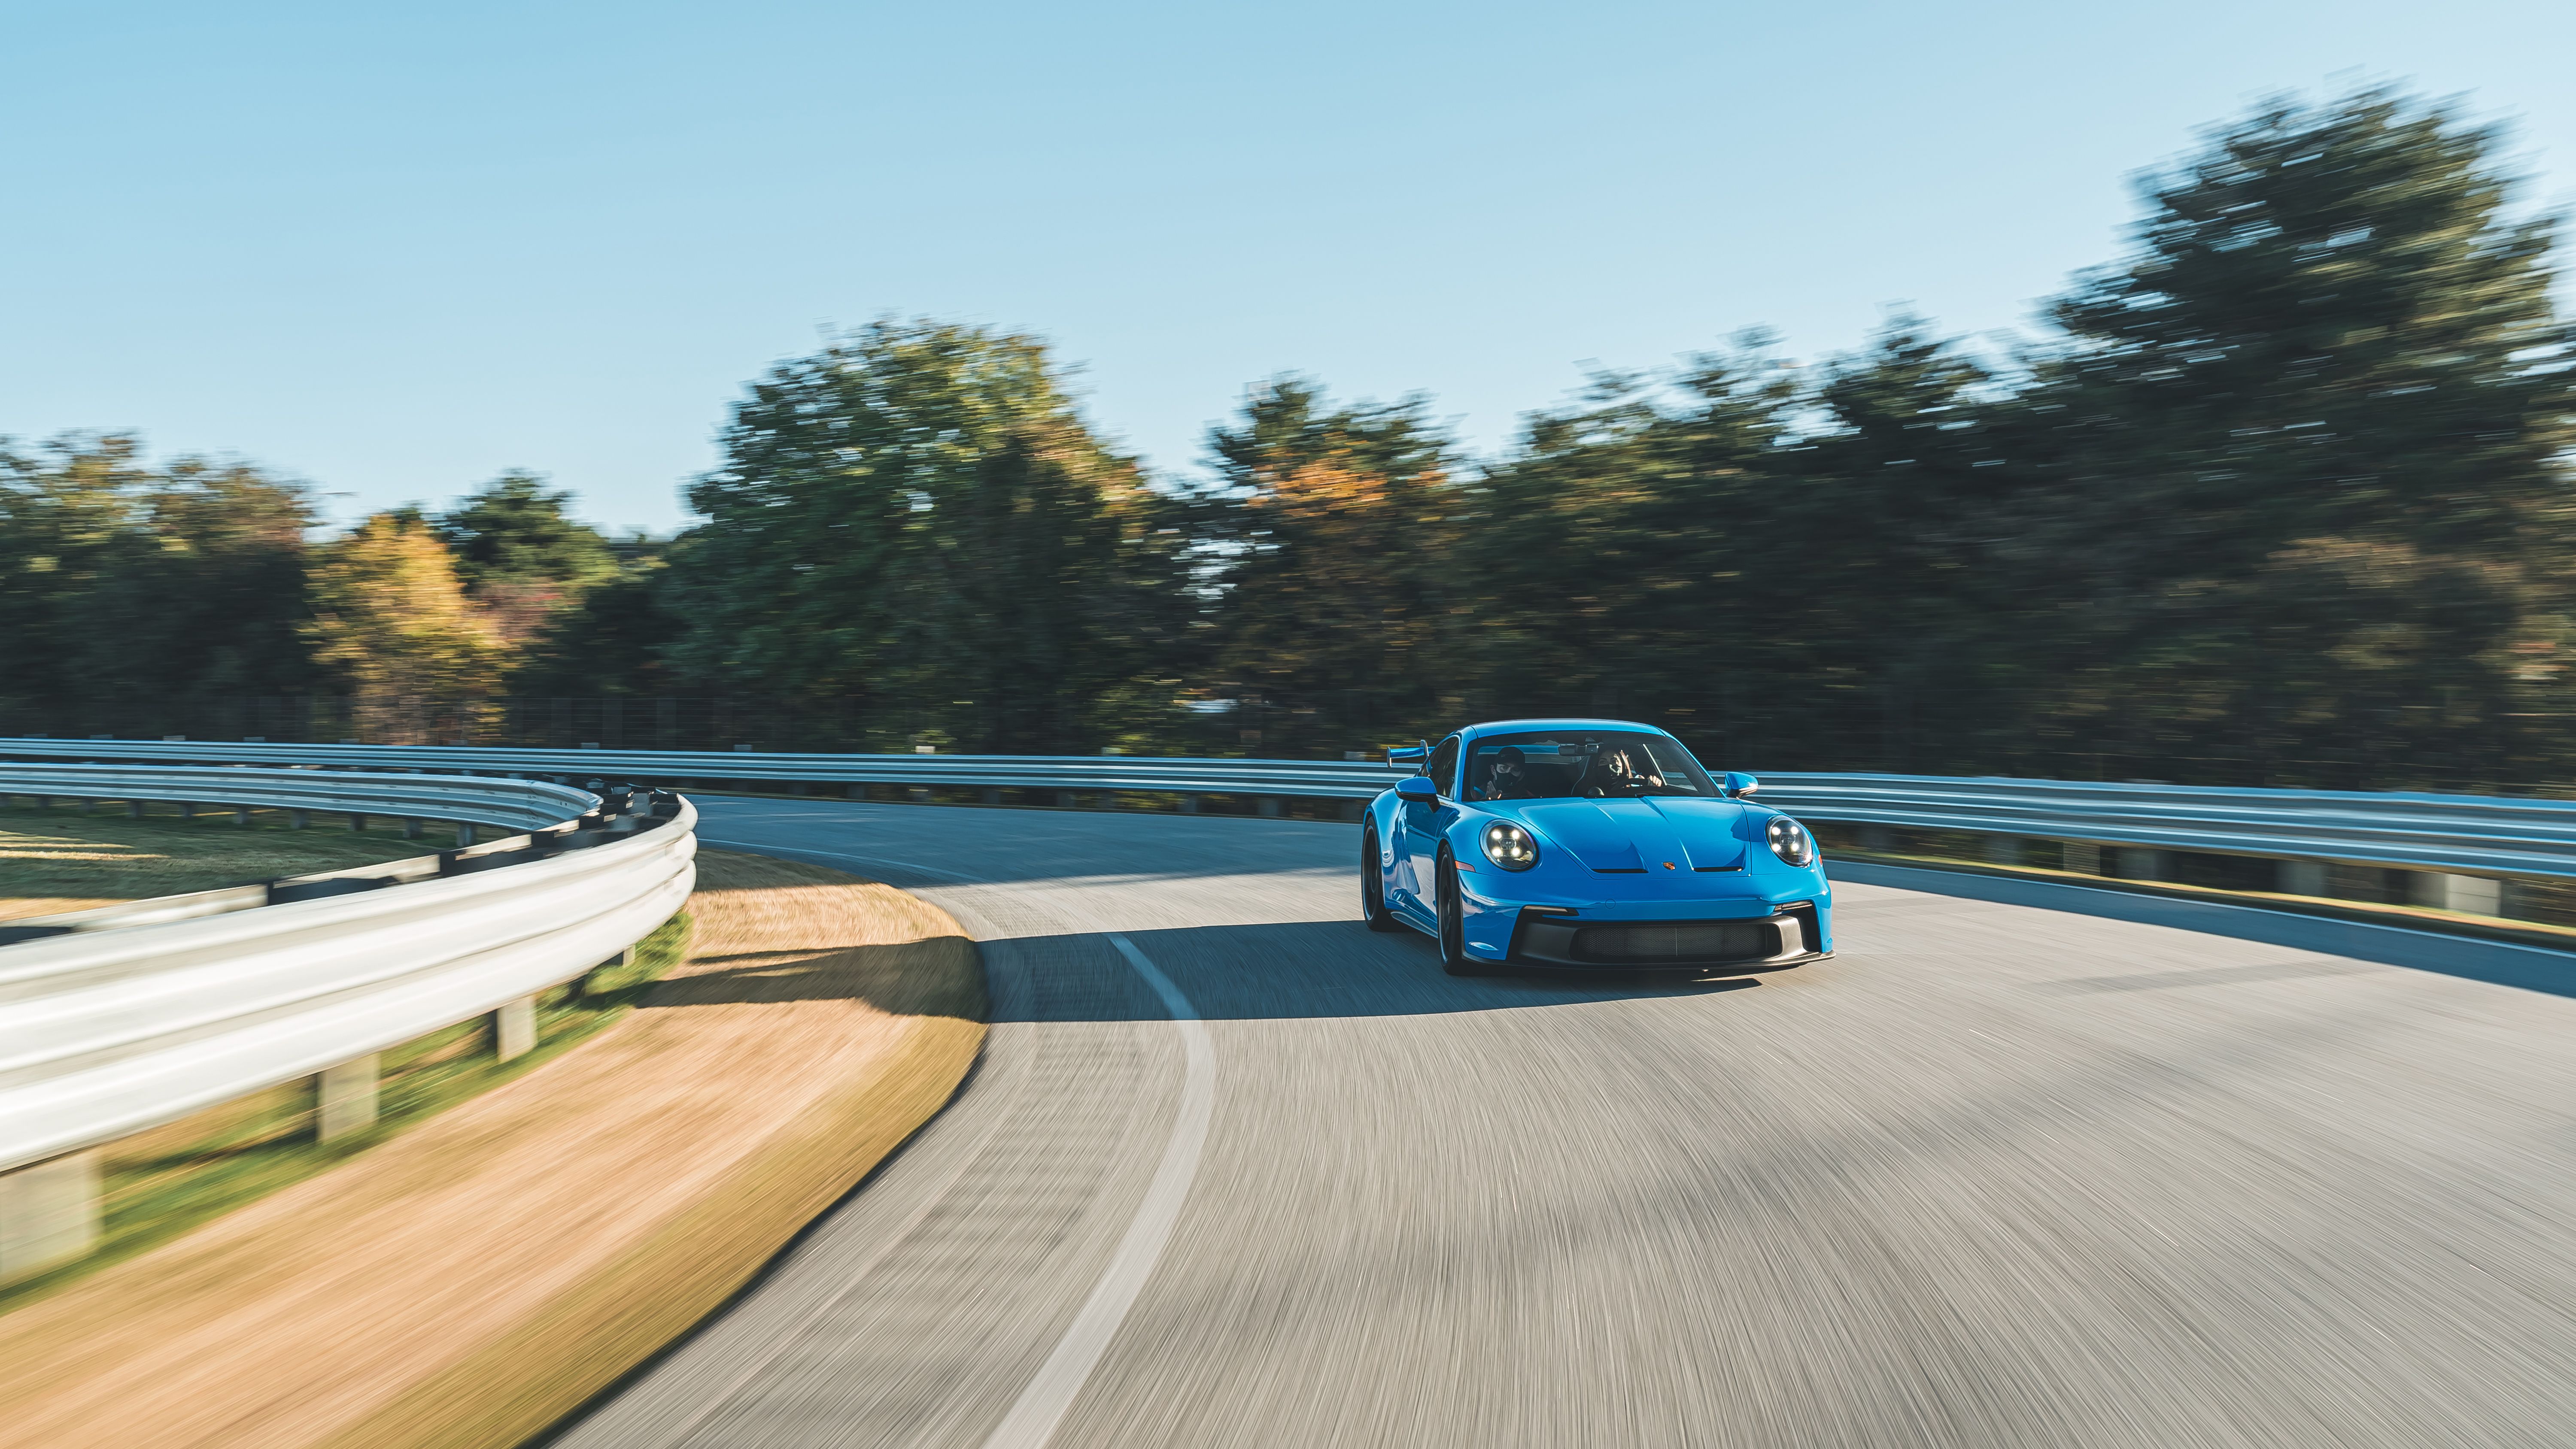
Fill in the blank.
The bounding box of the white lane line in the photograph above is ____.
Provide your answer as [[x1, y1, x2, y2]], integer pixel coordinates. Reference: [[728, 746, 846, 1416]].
[[704, 834, 1221, 1446], [604, 840, 1012, 1449], [979, 934, 1215, 1449]]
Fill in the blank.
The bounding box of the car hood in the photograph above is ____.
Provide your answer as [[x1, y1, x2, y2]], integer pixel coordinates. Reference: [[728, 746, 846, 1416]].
[[1495, 797, 1752, 872]]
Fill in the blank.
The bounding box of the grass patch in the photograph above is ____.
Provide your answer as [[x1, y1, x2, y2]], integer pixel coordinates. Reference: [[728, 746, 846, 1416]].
[[0, 911, 693, 1311], [0, 798, 480, 915]]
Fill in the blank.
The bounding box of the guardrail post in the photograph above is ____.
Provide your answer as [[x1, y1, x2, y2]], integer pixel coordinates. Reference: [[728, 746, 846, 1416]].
[[233, 806, 251, 826], [1259, 797, 1282, 818], [982, 788, 1002, 806], [0, 1148, 100, 1283], [1180, 794, 1200, 814], [179, 801, 196, 821], [403, 817, 423, 840], [348, 812, 366, 831], [846, 784, 866, 800], [2409, 872, 2500, 916], [2278, 860, 2328, 897], [495, 997, 537, 1061], [2116, 848, 2169, 882], [317, 1055, 380, 1141], [78, 797, 93, 815], [289, 809, 307, 830], [909, 787, 930, 803], [126, 800, 143, 819], [1859, 825, 1892, 853], [1056, 791, 1076, 809], [456, 822, 475, 846], [2061, 841, 2101, 875], [1985, 835, 2021, 867], [2502, 880, 2536, 920]]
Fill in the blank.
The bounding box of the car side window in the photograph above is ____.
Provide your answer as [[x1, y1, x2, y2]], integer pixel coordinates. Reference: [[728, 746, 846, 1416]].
[[1429, 735, 1461, 799]]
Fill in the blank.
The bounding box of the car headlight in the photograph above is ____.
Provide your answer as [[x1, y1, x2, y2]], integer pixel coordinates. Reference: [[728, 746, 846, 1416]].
[[1766, 816, 1816, 867], [1482, 820, 1539, 871]]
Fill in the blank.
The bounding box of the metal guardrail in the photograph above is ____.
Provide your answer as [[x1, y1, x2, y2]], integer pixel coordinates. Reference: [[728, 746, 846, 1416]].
[[4, 737, 2572, 882], [0, 773, 696, 1179], [0, 738, 1396, 798], [1757, 774, 2576, 882], [0, 764, 598, 833]]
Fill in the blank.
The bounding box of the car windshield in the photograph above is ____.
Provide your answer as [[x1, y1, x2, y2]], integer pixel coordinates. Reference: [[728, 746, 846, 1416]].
[[1462, 730, 1720, 802]]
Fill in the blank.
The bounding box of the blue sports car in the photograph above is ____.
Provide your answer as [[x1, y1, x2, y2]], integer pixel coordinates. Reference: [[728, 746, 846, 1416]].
[[1359, 718, 1833, 976]]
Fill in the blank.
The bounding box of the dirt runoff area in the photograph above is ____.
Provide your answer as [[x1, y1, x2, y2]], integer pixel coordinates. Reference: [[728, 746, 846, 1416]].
[[0, 849, 987, 1449]]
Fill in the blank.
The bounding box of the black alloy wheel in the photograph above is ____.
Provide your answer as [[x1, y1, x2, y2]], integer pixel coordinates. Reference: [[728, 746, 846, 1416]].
[[1436, 849, 1492, 976], [1361, 824, 1401, 932]]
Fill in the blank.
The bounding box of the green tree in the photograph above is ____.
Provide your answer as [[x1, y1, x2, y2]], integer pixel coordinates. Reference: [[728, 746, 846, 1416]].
[[77, 455, 321, 700], [436, 471, 618, 647], [0, 435, 321, 730], [1198, 379, 1456, 753], [0, 434, 156, 708], [512, 560, 688, 697], [2025, 88, 2576, 785], [2049, 89, 2568, 564], [668, 319, 1191, 752], [1789, 319, 2050, 770], [1456, 345, 1806, 757]]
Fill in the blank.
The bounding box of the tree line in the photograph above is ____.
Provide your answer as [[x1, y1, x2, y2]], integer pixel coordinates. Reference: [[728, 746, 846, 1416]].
[[4, 88, 2570, 789]]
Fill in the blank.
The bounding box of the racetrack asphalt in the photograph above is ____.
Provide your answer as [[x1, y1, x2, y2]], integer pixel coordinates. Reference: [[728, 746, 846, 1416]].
[[556, 799, 2576, 1449]]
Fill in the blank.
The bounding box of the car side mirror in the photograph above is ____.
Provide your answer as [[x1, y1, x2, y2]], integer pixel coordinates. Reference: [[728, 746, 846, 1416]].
[[1395, 776, 1440, 805], [1722, 772, 1759, 798]]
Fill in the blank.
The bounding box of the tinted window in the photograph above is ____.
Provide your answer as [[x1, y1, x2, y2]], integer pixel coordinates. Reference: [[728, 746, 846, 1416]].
[[1463, 730, 1718, 801], [1428, 735, 1461, 797]]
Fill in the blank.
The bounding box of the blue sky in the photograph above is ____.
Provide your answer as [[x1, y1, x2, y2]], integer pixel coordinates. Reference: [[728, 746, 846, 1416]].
[[6, 0, 2571, 534]]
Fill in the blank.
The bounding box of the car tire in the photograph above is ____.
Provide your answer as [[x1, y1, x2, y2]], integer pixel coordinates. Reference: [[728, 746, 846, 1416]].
[[1361, 824, 1402, 932], [1436, 850, 1493, 976]]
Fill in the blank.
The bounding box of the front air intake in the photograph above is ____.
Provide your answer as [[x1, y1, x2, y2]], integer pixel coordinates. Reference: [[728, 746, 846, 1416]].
[[1571, 921, 1777, 965]]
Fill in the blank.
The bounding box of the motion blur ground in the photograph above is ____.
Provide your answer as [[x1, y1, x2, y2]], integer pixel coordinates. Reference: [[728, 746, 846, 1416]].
[[568, 797, 2576, 1448]]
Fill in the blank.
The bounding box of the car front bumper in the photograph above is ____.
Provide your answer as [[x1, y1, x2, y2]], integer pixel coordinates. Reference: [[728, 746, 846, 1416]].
[[1507, 900, 1827, 969], [1450, 873, 1834, 969]]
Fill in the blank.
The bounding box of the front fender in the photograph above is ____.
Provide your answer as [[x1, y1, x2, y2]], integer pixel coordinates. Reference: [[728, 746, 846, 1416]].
[[1366, 790, 1400, 850]]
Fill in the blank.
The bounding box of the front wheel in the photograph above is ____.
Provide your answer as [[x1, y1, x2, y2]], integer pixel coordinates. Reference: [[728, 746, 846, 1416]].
[[1437, 851, 1495, 976], [1361, 824, 1401, 932]]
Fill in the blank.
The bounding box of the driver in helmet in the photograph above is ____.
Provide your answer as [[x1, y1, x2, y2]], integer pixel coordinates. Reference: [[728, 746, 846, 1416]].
[[1480, 745, 1537, 800]]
